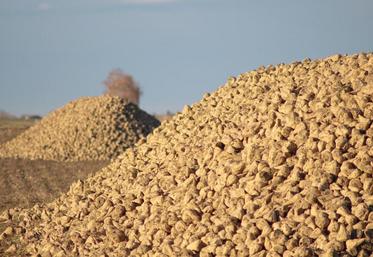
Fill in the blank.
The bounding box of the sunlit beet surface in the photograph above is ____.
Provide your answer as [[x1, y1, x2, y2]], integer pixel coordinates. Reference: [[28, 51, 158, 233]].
[[0, 53, 372, 256]]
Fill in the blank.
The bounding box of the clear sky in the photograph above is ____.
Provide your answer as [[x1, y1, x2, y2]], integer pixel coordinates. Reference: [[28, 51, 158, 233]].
[[0, 0, 372, 116]]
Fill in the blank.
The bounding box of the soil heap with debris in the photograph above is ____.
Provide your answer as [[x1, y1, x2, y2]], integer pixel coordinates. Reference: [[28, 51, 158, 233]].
[[0, 95, 160, 161], [1, 53, 373, 256]]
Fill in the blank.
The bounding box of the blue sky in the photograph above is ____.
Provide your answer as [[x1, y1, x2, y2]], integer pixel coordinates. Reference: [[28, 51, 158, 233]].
[[0, 0, 372, 116]]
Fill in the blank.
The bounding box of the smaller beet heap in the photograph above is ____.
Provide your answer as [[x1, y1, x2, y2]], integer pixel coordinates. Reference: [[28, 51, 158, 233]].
[[0, 95, 160, 161]]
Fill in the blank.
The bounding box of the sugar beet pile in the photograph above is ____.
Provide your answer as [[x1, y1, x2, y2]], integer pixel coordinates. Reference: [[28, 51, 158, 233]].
[[0, 95, 160, 161], [1, 53, 373, 256]]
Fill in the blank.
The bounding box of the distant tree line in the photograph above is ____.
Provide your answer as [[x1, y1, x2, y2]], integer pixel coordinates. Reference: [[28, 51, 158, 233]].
[[0, 110, 15, 119]]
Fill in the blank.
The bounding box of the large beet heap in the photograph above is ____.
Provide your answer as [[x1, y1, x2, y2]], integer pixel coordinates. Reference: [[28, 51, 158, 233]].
[[0, 95, 160, 161], [1, 53, 372, 256]]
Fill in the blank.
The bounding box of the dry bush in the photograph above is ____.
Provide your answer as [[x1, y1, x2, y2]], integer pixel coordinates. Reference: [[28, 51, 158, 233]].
[[103, 69, 142, 105]]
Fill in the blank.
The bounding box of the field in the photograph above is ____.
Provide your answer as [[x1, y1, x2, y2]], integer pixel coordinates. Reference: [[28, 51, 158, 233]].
[[0, 119, 108, 212], [0, 119, 32, 144], [0, 54, 372, 256]]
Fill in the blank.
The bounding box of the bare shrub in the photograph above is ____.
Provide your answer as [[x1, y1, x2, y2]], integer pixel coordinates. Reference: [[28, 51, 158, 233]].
[[103, 69, 142, 105]]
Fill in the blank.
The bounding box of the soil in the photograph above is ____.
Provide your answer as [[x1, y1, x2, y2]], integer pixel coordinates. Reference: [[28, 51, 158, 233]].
[[0, 128, 27, 145], [0, 158, 108, 213]]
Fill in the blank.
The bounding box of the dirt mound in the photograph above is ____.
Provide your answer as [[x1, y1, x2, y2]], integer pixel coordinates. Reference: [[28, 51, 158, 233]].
[[0, 96, 160, 161], [2, 53, 373, 256]]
